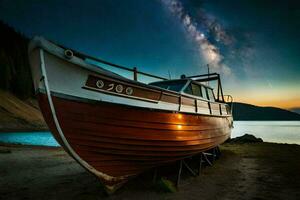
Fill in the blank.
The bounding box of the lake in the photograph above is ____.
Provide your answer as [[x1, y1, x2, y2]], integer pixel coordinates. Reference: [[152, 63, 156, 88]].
[[0, 121, 299, 146], [0, 131, 60, 147], [232, 121, 300, 145]]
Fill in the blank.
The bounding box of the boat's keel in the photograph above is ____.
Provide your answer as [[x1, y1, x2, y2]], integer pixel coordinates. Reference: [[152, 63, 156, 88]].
[[102, 180, 129, 195]]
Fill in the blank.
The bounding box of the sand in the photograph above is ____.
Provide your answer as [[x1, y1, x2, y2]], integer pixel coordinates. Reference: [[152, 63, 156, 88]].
[[1, 142, 300, 200], [0, 90, 47, 132]]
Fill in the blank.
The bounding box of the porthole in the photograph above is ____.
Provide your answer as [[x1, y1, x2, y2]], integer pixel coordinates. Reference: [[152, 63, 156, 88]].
[[116, 84, 124, 93], [96, 80, 104, 89], [126, 87, 133, 95]]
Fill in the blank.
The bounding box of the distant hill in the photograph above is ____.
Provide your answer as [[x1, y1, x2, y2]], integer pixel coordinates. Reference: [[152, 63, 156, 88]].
[[290, 108, 300, 115], [233, 102, 300, 121]]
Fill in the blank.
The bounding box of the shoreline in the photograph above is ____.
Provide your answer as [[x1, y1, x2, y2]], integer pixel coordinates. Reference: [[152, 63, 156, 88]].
[[0, 141, 60, 149], [0, 128, 49, 133], [1, 141, 300, 199]]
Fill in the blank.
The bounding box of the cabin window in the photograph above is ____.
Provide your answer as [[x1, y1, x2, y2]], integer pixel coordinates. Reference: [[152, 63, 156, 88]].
[[201, 86, 208, 100], [149, 80, 186, 92], [207, 89, 215, 102], [184, 84, 193, 95], [191, 83, 202, 97], [185, 83, 210, 100]]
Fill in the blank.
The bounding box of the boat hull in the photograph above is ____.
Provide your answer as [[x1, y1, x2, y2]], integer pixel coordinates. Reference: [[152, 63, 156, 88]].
[[37, 91, 231, 191]]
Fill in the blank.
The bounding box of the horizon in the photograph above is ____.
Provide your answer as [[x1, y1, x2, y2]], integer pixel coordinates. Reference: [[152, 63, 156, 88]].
[[0, 0, 299, 109]]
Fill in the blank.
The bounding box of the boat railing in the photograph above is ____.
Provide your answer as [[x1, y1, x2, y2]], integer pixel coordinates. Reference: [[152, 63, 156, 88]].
[[55, 42, 168, 82], [224, 95, 233, 103], [82, 54, 168, 82], [224, 95, 233, 114]]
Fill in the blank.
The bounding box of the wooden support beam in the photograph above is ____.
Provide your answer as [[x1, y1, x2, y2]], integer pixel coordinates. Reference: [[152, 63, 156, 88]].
[[176, 160, 183, 187], [152, 168, 158, 183], [183, 160, 197, 177]]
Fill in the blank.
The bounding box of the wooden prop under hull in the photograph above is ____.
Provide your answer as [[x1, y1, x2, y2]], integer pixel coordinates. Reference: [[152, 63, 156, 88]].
[[37, 92, 231, 192]]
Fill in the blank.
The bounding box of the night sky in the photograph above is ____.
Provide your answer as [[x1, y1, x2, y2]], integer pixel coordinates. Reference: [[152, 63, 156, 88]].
[[0, 0, 299, 109]]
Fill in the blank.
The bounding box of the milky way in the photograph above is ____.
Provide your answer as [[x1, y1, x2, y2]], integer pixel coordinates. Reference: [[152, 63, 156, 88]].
[[161, 0, 232, 76]]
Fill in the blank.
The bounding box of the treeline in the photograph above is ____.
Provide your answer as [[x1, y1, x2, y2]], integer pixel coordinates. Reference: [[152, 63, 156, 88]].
[[0, 20, 34, 99]]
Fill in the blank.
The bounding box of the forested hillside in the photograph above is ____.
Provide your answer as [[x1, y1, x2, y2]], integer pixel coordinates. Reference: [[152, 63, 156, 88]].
[[0, 20, 33, 99], [0, 21, 47, 132]]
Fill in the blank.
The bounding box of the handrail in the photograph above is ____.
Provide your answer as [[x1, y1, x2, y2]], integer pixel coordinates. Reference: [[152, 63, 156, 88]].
[[224, 95, 233, 114], [54, 41, 168, 81], [81, 53, 168, 81], [224, 95, 233, 103], [187, 73, 219, 79]]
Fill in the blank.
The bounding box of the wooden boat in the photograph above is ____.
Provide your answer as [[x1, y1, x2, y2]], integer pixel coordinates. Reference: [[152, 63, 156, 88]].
[[28, 37, 233, 193]]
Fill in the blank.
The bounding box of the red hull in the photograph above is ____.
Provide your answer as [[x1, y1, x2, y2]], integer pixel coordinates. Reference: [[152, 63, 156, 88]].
[[38, 92, 231, 189]]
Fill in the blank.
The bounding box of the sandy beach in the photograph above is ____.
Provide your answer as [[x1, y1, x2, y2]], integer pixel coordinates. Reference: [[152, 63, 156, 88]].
[[1, 142, 300, 200]]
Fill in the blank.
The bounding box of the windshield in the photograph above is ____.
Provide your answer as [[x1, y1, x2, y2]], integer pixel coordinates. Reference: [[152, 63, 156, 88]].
[[184, 82, 214, 101], [207, 88, 215, 102], [149, 80, 187, 92]]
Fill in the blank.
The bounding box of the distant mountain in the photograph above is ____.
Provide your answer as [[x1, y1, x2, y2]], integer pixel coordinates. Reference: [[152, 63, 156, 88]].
[[290, 108, 300, 115], [233, 102, 300, 121]]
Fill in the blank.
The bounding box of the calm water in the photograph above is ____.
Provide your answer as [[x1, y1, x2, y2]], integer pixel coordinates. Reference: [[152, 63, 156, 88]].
[[0, 121, 299, 146], [0, 131, 59, 147], [232, 121, 300, 145]]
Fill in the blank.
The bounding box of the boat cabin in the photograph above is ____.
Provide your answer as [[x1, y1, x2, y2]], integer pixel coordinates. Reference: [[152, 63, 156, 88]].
[[149, 79, 216, 102]]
